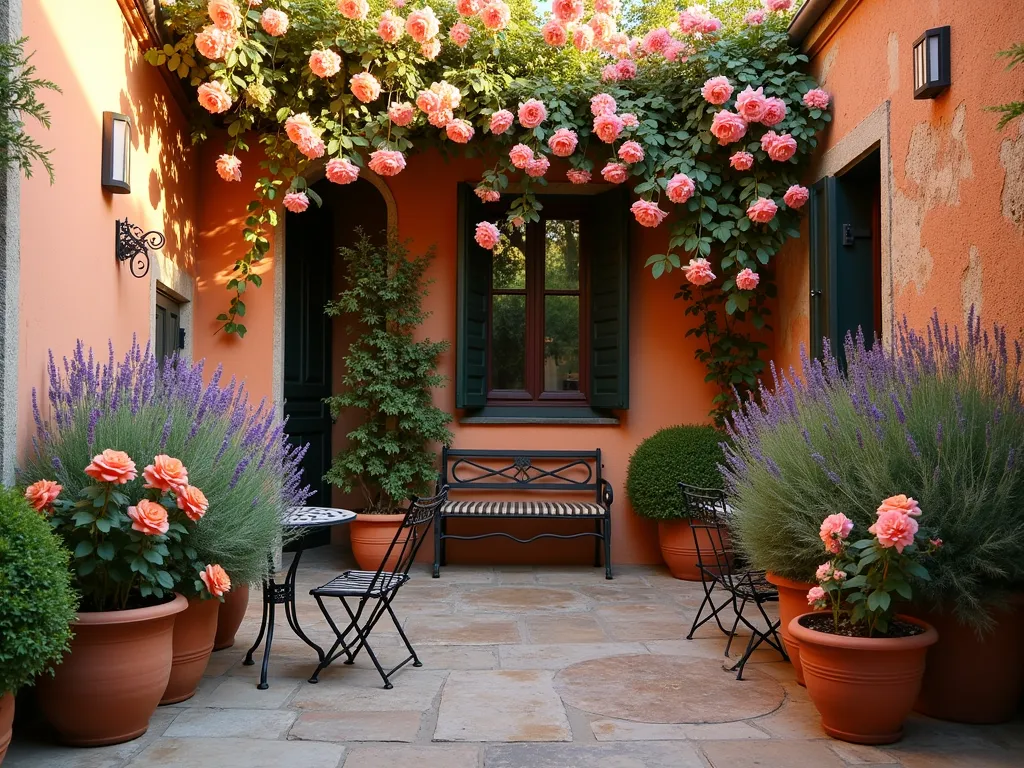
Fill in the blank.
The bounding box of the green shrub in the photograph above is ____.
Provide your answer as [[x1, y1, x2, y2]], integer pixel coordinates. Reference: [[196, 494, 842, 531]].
[[0, 487, 78, 694], [626, 425, 726, 521]]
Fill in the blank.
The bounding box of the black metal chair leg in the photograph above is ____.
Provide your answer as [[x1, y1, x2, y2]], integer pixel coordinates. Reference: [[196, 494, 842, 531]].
[[243, 581, 270, 666], [724, 596, 746, 658], [433, 512, 442, 578], [593, 519, 602, 567], [386, 599, 421, 667], [603, 516, 613, 580], [257, 598, 276, 690]]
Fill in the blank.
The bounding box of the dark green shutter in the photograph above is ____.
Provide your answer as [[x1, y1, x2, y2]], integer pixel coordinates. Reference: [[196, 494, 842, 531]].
[[808, 177, 835, 362], [588, 187, 630, 410], [456, 183, 490, 408]]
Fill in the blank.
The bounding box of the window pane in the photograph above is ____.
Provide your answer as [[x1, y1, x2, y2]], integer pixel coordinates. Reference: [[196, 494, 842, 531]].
[[545, 220, 580, 290], [492, 294, 527, 390], [493, 231, 526, 289], [544, 295, 580, 392]]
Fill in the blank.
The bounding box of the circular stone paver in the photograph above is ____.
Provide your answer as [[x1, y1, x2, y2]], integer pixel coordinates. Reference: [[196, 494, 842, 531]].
[[458, 587, 587, 612], [554, 654, 785, 724]]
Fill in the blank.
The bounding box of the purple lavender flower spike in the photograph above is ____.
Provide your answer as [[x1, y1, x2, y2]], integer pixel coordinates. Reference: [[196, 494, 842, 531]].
[[160, 414, 173, 450], [906, 430, 922, 460], [229, 456, 251, 489]]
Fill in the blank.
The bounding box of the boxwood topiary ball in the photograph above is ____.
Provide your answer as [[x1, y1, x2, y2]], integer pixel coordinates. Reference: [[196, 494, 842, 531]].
[[626, 425, 726, 521]]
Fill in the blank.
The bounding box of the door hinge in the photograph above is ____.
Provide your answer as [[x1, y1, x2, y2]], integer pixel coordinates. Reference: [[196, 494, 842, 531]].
[[178, 328, 186, 350], [842, 224, 872, 246]]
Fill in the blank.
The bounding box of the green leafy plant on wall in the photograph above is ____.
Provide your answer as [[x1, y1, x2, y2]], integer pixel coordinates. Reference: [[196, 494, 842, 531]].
[[988, 42, 1024, 129], [0, 37, 60, 183], [325, 233, 453, 514]]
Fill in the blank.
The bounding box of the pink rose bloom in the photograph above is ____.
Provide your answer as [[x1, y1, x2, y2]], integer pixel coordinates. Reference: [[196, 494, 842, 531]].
[[666, 173, 695, 204], [765, 0, 794, 12], [677, 9, 699, 34], [767, 133, 797, 161], [662, 39, 689, 64], [85, 449, 138, 484], [567, 169, 591, 184], [475, 186, 500, 203], [684, 257, 715, 286], [285, 114, 322, 159], [457, 0, 481, 16], [260, 8, 289, 36], [450, 21, 472, 47], [590, 93, 617, 117], [833, 570, 847, 581], [605, 32, 630, 58], [631, 200, 667, 228], [616, 59, 637, 81], [24, 479, 61, 514], [338, 0, 369, 21], [405, 7, 440, 43], [378, 11, 404, 42], [877, 494, 922, 518], [195, 25, 238, 60], [601, 162, 629, 184], [815, 562, 832, 581], [201, 563, 232, 597], [618, 140, 644, 164], [480, 1, 511, 31], [869, 509, 920, 553], [735, 268, 760, 290], [806, 586, 827, 605], [525, 154, 550, 178], [701, 76, 733, 105], [446, 118, 475, 144], [746, 196, 778, 223], [208, 0, 242, 30], [216, 154, 242, 182], [350, 72, 381, 103], [761, 97, 787, 127], [783, 184, 809, 209], [543, 20, 568, 47], [176, 484, 209, 522], [588, 12, 616, 43], [744, 8, 766, 24], [326, 158, 360, 184], [490, 109, 514, 134], [416, 89, 442, 114], [388, 101, 415, 126], [736, 86, 767, 123], [930, 538, 943, 548], [573, 24, 595, 53], [143, 454, 189, 492], [696, 12, 722, 34], [518, 99, 547, 129], [368, 149, 407, 176], [421, 38, 441, 59], [475, 221, 501, 249], [601, 64, 620, 83], [760, 130, 780, 151], [309, 49, 342, 78], [641, 27, 671, 56], [730, 151, 754, 171], [819, 513, 854, 554], [620, 112, 639, 127], [552, 0, 584, 24], [428, 108, 453, 127], [128, 499, 169, 536], [283, 192, 310, 213], [710, 110, 746, 144], [593, 113, 624, 143], [595, 0, 620, 13], [548, 128, 579, 157], [509, 144, 534, 169], [803, 88, 831, 109], [197, 81, 233, 114]]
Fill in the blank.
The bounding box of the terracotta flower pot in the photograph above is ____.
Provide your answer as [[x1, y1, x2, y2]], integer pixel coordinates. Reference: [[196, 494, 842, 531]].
[[790, 612, 938, 745], [657, 519, 702, 581], [351, 513, 408, 572], [0, 692, 13, 765], [913, 598, 1024, 723], [767, 572, 818, 686], [214, 583, 251, 651], [36, 594, 187, 746], [160, 596, 220, 705]]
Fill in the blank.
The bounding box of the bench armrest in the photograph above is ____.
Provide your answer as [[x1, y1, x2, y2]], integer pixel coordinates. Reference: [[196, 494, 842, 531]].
[[598, 478, 614, 509]]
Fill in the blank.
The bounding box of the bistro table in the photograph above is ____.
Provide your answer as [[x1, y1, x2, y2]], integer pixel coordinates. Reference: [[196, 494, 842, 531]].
[[243, 506, 356, 689]]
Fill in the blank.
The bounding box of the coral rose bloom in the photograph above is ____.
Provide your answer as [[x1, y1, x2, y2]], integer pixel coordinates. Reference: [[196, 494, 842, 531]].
[[616, 60, 637, 81], [869, 509, 919, 553], [767, 133, 797, 161], [761, 97, 787, 127], [620, 112, 639, 128], [601, 162, 629, 184], [590, 93, 617, 117], [260, 8, 289, 36], [449, 21, 472, 47], [201, 564, 232, 597], [765, 0, 794, 12], [446, 118, 475, 144], [285, 113, 316, 145], [589, 13, 616, 43], [338, 0, 369, 21], [684, 257, 715, 286], [176, 484, 210, 522], [85, 449, 138, 484], [421, 38, 441, 60], [701, 76, 733, 105], [552, 0, 585, 23], [746, 197, 778, 223], [735, 268, 760, 290], [593, 113, 624, 144], [518, 99, 547, 129], [744, 9, 766, 25], [195, 25, 238, 60], [309, 49, 342, 78], [428, 108, 453, 128], [509, 144, 534, 169], [475, 221, 501, 249], [815, 562, 833, 581], [25, 479, 61, 513], [388, 102, 415, 127], [566, 169, 591, 184], [548, 128, 578, 157], [216, 154, 242, 182], [631, 200, 667, 228], [475, 186, 500, 203], [488, 109, 514, 134], [326, 158, 360, 184], [129, 499, 169, 536], [783, 184, 809, 209], [416, 89, 442, 114], [730, 151, 754, 171], [735, 86, 767, 123], [710, 110, 746, 144], [525, 155, 550, 178], [457, 0, 481, 16], [368, 149, 406, 176], [803, 88, 831, 110], [618, 141, 645, 164], [480, 1, 511, 31], [208, 0, 242, 30], [666, 173, 695, 204], [406, 7, 440, 42], [378, 11, 404, 43], [572, 24, 595, 53], [543, 20, 568, 47], [197, 81, 233, 114], [143, 454, 189, 493], [350, 72, 381, 103], [819, 512, 854, 554], [877, 494, 922, 518], [283, 192, 310, 213], [595, 0, 619, 12]]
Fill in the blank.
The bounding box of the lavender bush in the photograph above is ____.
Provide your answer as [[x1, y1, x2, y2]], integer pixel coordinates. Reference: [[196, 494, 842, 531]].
[[20, 338, 312, 591], [724, 310, 1024, 628]]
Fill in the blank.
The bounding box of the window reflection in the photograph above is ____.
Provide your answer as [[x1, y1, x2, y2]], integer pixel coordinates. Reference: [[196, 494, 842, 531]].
[[544, 295, 579, 391], [545, 220, 580, 289], [492, 294, 526, 390]]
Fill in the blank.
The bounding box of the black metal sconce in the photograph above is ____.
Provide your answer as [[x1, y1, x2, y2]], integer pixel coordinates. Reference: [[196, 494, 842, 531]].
[[913, 26, 951, 99], [102, 112, 132, 193], [116, 218, 164, 279]]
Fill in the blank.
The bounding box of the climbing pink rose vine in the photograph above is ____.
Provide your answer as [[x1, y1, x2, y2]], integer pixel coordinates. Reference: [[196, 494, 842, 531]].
[[149, 0, 829, 421]]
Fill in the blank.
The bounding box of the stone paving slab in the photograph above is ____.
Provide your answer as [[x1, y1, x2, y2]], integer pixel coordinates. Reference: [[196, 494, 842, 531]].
[[483, 742, 707, 768], [523, 614, 609, 643], [125, 737, 344, 768], [289, 711, 423, 742], [162, 708, 296, 739], [342, 744, 479, 768], [590, 718, 771, 741], [498, 641, 647, 669], [701, 739, 848, 767], [290, 669, 447, 712]]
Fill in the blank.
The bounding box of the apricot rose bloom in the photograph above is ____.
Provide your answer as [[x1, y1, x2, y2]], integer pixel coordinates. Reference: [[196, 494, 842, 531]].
[[618, 141, 645, 164], [543, 20, 568, 47], [405, 7, 440, 43], [746, 197, 778, 223], [765, 0, 794, 13], [386, 102, 414, 127], [85, 449, 138, 484], [480, 1, 511, 32], [761, 97, 787, 127], [572, 24, 595, 53], [129, 499, 169, 536], [260, 8, 289, 36], [487, 110, 512, 135], [666, 173, 695, 204], [525, 155, 550, 178], [877, 494, 922, 518], [566, 169, 591, 184], [601, 162, 629, 184], [548, 128, 578, 157], [730, 151, 754, 171], [216, 154, 242, 182], [744, 9, 766, 25], [869, 509, 919, 553], [283, 192, 310, 213], [338, 0, 369, 21], [684, 257, 715, 286], [803, 88, 831, 109], [701, 76, 733, 105], [195, 25, 238, 60], [590, 93, 617, 117], [368, 149, 406, 176], [631, 200, 667, 228], [709, 110, 746, 144], [819, 513, 854, 554], [25, 480, 61, 514], [208, 0, 242, 30], [518, 99, 547, 129], [421, 38, 441, 60], [474, 221, 501, 250], [475, 186, 500, 203], [588, 13, 616, 43], [309, 49, 342, 78], [350, 72, 381, 103], [457, 0, 481, 16], [197, 81, 233, 114], [200, 564, 232, 597], [509, 143, 534, 169], [735, 268, 760, 290], [326, 158, 360, 184], [449, 21, 471, 47], [143, 454, 189, 493], [593, 113, 624, 143], [176, 484, 210, 522], [428, 108, 453, 128], [766, 133, 797, 161], [446, 118, 475, 144], [378, 11, 404, 42], [552, 0, 585, 24], [783, 184, 809, 209]]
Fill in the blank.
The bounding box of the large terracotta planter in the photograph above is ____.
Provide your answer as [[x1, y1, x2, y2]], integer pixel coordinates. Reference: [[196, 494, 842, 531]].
[[791, 612, 938, 745], [767, 572, 817, 686], [160, 596, 219, 705], [351, 513, 408, 572], [0, 692, 13, 765], [913, 598, 1024, 723], [214, 583, 251, 651], [36, 594, 187, 746], [657, 519, 702, 581]]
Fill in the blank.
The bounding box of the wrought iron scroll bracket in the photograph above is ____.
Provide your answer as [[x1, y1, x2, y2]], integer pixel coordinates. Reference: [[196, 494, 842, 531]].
[[115, 218, 165, 279]]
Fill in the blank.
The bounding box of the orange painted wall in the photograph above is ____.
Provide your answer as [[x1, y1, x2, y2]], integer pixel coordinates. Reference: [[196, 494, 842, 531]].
[[774, 0, 1024, 373], [18, 0, 198, 456]]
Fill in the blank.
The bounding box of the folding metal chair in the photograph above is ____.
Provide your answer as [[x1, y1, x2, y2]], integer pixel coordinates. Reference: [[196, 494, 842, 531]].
[[680, 483, 737, 641], [307, 487, 447, 689]]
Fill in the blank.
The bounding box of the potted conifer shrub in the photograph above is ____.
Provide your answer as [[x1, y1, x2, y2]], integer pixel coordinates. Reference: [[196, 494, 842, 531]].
[[324, 234, 452, 571], [626, 425, 726, 580]]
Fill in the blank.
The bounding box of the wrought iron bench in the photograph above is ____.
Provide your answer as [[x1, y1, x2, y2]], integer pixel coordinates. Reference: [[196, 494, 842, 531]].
[[435, 447, 613, 579]]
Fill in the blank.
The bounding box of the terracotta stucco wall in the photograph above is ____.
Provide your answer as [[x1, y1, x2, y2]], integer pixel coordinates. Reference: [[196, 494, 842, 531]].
[[774, 0, 1024, 373], [19, 0, 198, 458]]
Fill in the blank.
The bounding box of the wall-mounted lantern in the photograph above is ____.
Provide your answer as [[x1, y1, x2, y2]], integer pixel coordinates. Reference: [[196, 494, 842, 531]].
[[116, 218, 164, 278], [913, 26, 951, 99], [101, 112, 132, 193]]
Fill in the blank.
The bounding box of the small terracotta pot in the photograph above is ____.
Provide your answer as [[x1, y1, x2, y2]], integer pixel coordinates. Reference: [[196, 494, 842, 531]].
[[161, 596, 220, 705], [0, 692, 13, 765], [791, 612, 938, 745], [767, 572, 818, 686], [36, 594, 187, 746], [657, 519, 701, 581], [350, 513, 408, 572], [214, 583, 251, 651]]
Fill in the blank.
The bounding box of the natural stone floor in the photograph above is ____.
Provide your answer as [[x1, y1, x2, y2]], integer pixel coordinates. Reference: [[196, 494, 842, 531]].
[[8, 547, 1024, 767]]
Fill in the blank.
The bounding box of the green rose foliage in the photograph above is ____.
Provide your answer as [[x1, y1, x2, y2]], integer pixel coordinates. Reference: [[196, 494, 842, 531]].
[[626, 424, 726, 521]]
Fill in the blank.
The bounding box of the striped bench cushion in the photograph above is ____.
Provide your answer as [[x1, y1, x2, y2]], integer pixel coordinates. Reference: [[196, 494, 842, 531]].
[[441, 500, 605, 517]]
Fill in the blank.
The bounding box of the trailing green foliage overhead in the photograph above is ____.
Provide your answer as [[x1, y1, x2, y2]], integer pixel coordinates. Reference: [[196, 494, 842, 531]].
[[626, 424, 726, 520], [0, 37, 60, 183]]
